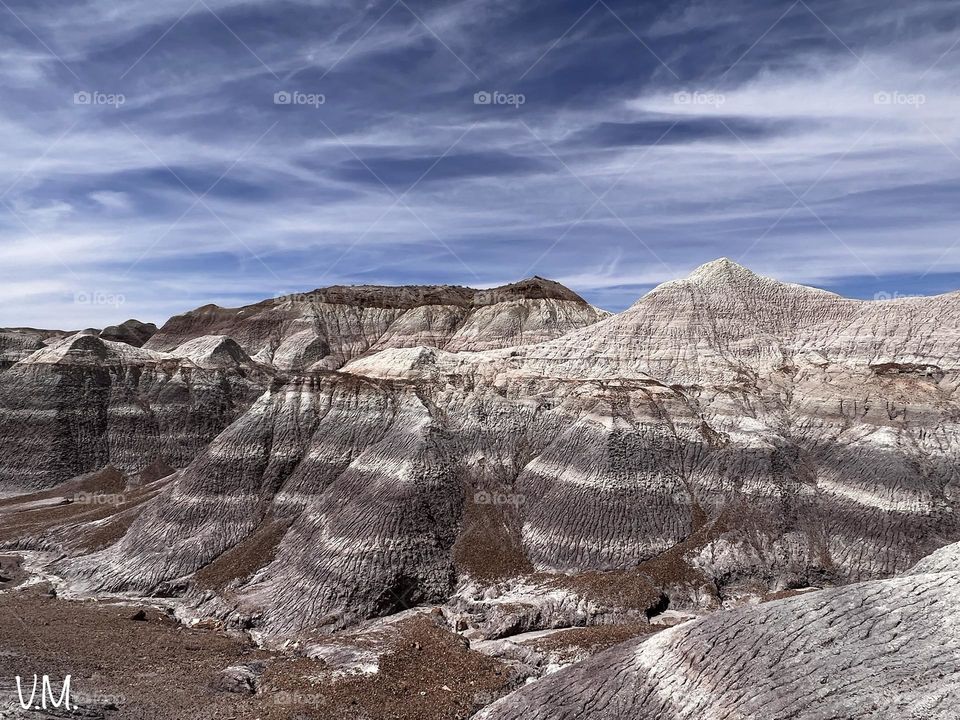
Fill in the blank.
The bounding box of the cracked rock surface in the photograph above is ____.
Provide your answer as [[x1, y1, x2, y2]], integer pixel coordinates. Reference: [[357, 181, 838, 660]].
[[477, 544, 960, 720], [0, 332, 271, 492], [50, 261, 960, 636], [3, 260, 960, 719]]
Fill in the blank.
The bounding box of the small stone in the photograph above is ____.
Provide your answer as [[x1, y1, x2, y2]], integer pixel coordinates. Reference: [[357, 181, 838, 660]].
[[209, 664, 262, 695]]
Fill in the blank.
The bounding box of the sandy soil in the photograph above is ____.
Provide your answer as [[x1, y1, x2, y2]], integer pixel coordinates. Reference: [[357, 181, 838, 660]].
[[0, 582, 520, 720]]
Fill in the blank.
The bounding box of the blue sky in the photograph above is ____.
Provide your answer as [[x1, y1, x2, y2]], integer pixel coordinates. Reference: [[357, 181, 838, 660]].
[[1, 0, 959, 326]]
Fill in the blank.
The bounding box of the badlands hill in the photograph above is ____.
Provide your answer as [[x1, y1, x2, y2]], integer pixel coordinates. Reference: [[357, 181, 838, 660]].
[[478, 541, 960, 720], [144, 276, 608, 368], [0, 326, 71, 369], [0, 278, 604, 493], [2, 260, 959, 718]]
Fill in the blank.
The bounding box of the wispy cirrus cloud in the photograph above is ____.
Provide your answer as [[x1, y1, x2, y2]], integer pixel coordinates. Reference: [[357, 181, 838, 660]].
[[0, 0, 959, 327]]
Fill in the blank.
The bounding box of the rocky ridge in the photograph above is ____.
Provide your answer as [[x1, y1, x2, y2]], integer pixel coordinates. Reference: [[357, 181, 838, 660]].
[[0, 278, 599, 493], [3, 261, 960, 718], [16, 262, 955, 626], [0, 330, 271, 493], [0, 327, 70, 370], [477, 539, 960, 720], [144, 276, 609, 369], [98, 318, 158, 347]]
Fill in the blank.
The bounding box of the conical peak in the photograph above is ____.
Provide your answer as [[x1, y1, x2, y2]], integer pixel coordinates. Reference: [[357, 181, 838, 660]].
[[686, 257, 757, 283], [631, 257, 845, 312], [682, 258, 844, 301]]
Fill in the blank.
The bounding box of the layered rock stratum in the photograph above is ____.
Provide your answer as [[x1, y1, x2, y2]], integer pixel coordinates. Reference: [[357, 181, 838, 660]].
[[2, 260, 959, 718], [144, 276, 608, 369], [0, 327, 70, 369], [0, 332, 270, 493], [477, 541, 960, 720], [0, 278, 603, 493], [98, 318, 158, 347]]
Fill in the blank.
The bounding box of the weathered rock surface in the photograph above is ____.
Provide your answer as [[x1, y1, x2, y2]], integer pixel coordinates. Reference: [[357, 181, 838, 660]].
[[209, 662, 264, 695], [0, 327, 70, 370], [0, 277, 602, 494], [476, 541, 960, 720], [0, 333, 271, 492], [144, 277, 608, 369], [5, 261, 960, 720], [98, 319, 158, 348], [169, 335, 254, 369], [26, 261, 955, 655]]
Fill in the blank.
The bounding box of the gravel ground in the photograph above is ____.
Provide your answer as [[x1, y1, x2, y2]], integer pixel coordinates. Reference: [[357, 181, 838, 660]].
[[0, 583, 519, 720]]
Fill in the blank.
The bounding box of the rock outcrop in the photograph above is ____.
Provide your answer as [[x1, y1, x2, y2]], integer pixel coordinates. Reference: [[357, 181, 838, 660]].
[[144, 277, 608, 370], [170, 335, 254, 369], [0, 332, 271, 492], [98, 318, 158, 348], [23, 261, 953, 651], [477, 541, 960, 720], [0, 327, 70, 370], [0, 278, 603, 494], [4, 260, 960, 720]]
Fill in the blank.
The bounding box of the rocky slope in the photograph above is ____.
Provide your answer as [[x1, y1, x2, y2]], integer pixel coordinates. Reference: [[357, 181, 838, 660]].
[[0, 278, 604, 494], [496, 259, 960, 585], [144, 277, 608, 369], [476, 539, 960, 720], [19, 261, 951, 645], [0, 332, 271, 493], [98, 318, 158, 347], [0, 327, 70, 370], [4, 261, 960, 719]]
